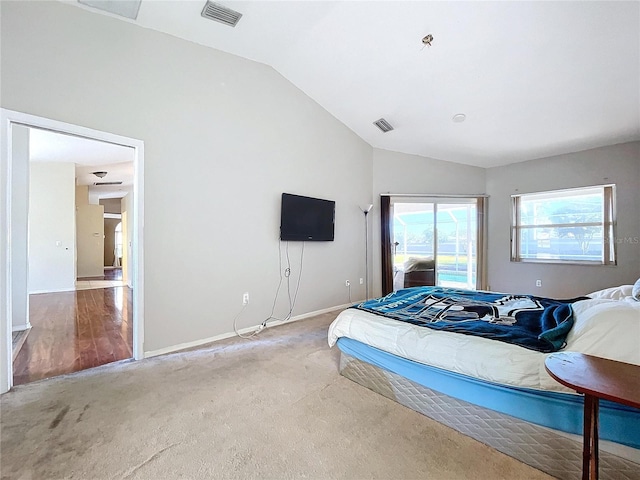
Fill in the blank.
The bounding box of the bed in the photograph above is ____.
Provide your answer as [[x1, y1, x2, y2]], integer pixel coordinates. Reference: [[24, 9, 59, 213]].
[[328, 284, 640, 479]]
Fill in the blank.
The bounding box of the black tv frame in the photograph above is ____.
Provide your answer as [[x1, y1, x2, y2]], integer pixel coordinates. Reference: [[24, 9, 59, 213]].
[[280, 193, 335, 241]]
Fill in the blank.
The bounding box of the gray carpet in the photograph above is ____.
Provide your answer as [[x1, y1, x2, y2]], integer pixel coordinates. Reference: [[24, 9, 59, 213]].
[[0, 312, 551, 479]]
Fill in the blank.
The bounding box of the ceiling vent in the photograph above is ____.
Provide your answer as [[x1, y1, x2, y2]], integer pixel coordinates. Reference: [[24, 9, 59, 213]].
[[94, 181, 123, 186], [201, 1, 243, 27], [373, 118, 394, 133]]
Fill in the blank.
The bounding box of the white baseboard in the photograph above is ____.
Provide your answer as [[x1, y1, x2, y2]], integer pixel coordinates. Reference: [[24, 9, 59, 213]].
[[29, 287, 76, 295], [144, 303, 351, 359], [262, 302, 352, 328]]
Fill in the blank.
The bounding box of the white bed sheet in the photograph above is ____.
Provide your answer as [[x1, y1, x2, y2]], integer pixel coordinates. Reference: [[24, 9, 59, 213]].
[[328, 296, 640, 393]]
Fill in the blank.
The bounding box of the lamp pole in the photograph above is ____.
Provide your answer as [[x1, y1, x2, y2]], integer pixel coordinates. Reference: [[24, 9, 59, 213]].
[[362, 204, 373, 300]]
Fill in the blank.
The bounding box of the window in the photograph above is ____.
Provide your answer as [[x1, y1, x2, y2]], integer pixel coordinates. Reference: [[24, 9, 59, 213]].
[[511, 185, 616, 265]]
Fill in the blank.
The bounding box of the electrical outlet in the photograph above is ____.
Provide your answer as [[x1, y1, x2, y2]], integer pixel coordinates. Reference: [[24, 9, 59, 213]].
[[242, 292, 249, 305], [345, 280, 350, 287], [359, 278, 364, 285], [535, 280, 542, 287]]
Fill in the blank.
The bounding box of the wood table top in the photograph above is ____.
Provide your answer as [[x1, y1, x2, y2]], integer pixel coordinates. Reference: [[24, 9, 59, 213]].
[[545, 352, 640, 409]]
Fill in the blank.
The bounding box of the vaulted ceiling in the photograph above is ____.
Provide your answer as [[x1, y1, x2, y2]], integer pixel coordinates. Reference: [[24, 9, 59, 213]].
[[67, 0, 640, 167]]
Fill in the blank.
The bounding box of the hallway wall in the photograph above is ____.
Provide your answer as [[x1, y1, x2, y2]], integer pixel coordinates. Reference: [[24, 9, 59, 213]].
[[28, 162, 76, 293]]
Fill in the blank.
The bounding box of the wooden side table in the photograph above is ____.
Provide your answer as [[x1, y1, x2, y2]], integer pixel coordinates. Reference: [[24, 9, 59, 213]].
[[544, 352, 640, 480]]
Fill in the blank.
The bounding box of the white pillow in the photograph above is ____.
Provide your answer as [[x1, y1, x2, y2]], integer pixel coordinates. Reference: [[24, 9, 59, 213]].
[[567, 299, 640, 365], [586, 285, 633, 300], [633, 278, 640, 301]]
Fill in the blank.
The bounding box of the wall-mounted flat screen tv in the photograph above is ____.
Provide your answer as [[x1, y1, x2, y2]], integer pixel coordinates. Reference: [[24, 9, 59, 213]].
[[280, 193, 335, 241]]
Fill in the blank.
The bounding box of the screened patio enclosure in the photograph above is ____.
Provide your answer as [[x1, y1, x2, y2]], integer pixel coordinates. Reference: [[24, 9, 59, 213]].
[[391, 200, 478, 291]]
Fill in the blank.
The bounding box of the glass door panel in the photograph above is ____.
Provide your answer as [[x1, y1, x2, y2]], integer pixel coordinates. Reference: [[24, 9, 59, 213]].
[[392, 202, 435, 291], [392, 200, 477, 291], [435, 203, 477, 289]]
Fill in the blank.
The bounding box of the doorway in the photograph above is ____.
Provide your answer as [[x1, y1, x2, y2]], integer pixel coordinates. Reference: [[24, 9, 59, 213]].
[[0, 109, 145, 393], [380, 195, 486, 296]]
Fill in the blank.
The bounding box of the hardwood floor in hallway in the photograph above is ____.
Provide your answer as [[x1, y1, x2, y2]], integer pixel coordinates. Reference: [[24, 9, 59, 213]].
[[13, 287, 133, 386], [103, 268, 123, 281]]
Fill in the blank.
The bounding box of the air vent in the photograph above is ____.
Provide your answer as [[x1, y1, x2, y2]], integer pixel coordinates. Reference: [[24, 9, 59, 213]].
[[94, 181, 123, 186], [201, 1, 242, 27], [373, 118, 394, 133]]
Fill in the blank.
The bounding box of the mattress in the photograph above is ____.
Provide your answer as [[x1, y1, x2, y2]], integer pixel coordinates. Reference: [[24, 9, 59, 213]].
[[337, 336, 640, 449], [338, 349, 640, 480], [328, 296, 640, 393]]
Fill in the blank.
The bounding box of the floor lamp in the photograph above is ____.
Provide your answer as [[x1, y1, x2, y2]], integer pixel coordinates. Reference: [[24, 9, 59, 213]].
[[362, 204, 373, 300]]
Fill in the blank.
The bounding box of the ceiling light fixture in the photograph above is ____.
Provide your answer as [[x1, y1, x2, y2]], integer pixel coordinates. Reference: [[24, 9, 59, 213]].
[[452, 114, 466, 123], [92, 171, 108, 178]]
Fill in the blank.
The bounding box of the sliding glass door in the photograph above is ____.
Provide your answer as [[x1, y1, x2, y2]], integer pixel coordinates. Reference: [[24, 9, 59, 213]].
[[434, 202, 477, 289], [389, 198, 480, 292]]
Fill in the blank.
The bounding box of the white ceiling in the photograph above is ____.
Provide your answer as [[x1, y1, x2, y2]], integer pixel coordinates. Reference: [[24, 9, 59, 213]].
[[68, 0, 639, 167], [29, 127, 134, 199]]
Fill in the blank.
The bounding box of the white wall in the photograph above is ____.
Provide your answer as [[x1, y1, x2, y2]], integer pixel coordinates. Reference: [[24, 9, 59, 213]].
[[0, 1, 373, 352], [486, 142, 640, 297], [28, 162, 76, 293], [10, 125, 29, 331], [371, 149, 487, 296]]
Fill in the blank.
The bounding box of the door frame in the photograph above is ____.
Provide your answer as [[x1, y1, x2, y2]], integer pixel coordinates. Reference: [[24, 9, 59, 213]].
[[380, 194, 487, 295], [0, 108, 145, 393]]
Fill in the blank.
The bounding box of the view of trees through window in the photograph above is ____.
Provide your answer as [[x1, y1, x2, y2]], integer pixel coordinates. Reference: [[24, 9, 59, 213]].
[[513, 185, 615, 264]]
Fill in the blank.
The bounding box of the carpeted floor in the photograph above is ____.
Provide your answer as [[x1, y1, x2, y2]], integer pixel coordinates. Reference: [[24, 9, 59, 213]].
[[0, 311, 552, 480]]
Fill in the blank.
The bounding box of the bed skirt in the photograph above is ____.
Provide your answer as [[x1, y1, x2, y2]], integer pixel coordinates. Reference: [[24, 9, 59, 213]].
[[337, 345, 640, 479]]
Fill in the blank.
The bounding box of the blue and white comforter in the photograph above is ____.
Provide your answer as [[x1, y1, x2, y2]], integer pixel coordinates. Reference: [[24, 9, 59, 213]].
[[354, 287, 587, 352]]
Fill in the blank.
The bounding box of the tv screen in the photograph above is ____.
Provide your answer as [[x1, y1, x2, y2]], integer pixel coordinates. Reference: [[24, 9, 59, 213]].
[[280, 193, 335, 241]]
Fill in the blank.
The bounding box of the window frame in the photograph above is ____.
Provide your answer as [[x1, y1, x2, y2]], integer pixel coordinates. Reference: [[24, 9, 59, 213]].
[[511, 185, 616, 266]]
